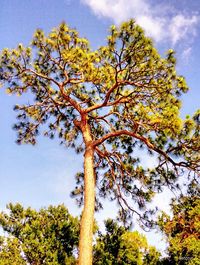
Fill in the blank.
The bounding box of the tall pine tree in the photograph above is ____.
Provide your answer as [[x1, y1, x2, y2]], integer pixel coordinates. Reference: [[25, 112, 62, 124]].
[[0, 20, 199, 264]]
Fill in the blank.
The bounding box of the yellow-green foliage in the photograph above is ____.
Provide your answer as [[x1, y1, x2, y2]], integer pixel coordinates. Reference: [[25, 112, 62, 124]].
[[159, 196, 200, 265]]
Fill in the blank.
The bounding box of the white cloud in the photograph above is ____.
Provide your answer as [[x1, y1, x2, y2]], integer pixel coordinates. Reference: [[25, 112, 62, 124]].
[[136, 15, 165, 42], [83, 0, 149, 21], [82, 0, 199, 45], [169, 14, 199, 45]]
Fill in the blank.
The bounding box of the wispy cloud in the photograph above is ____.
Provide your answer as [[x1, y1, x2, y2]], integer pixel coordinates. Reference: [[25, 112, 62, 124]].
[[169, 14, 199, 45], [82, 0, 199, 46], [181, 47, 192, 63]]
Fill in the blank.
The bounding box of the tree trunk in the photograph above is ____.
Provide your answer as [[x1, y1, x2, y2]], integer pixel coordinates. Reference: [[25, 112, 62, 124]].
[[78, 121, 95, 265]]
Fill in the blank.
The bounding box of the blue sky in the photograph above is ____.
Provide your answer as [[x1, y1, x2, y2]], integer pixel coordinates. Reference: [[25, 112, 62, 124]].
[[0, 0, 199, 252]]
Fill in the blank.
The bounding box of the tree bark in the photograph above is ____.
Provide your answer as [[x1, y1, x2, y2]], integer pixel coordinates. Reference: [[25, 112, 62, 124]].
[[78, 121, 95, 265]]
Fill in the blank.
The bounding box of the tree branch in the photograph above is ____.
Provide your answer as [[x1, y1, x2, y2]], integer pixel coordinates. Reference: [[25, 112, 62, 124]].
[[23, 69, 60, 87], [59, 84, 83, 114], [92, 129, 195, 171]]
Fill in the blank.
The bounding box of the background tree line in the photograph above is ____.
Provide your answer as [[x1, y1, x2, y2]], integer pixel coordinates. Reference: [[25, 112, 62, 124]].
[[0, 194, 199, 264]]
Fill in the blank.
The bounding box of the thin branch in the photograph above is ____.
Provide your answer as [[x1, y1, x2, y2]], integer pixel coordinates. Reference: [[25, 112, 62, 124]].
[[85, 82, 119, 113], [23, 69, 60, 87]]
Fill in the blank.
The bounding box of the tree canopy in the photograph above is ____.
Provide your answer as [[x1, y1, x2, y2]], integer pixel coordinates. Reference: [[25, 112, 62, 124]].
[[93, 219, 161, 265], [159, 195, 200, 265], [0, 204, 79, 264]]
